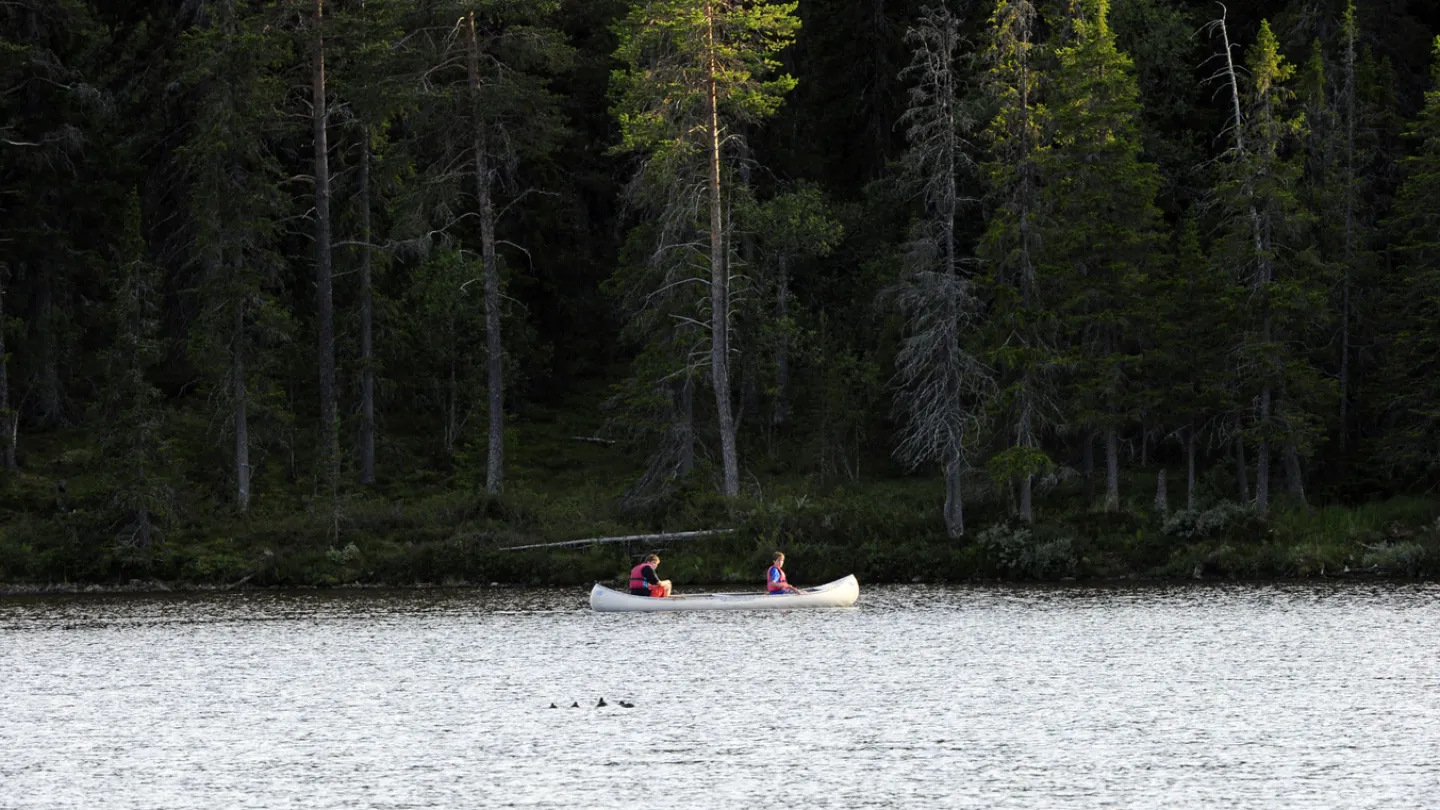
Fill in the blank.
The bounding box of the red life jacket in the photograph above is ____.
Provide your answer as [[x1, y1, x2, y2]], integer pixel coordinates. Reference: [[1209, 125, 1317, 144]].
[[767, 565, 788, 592], [629, 563, 653, 591]]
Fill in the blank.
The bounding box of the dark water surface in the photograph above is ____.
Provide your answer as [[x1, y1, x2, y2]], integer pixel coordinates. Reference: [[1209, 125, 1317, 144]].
[[2, 582, 1437, 809]]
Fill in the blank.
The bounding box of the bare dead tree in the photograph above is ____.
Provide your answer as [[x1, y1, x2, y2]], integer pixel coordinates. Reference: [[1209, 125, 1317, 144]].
[[888, 4, 993, 538]]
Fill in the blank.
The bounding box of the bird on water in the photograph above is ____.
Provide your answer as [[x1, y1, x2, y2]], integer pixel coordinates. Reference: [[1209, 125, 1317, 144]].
[[618, 700, 635, 708], [570, 701, 579, 708], [596, 697, 608, 707]]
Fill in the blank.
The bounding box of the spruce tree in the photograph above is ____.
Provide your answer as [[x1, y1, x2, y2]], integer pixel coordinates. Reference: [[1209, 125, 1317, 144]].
[[1042, 0, 1162, 511], [1211, 18, 1329, 514], [1381, 37, 1440, 476], [177, 2, 291, 513], [101, 191, 172, 550], [978, 0, 1052, 523]]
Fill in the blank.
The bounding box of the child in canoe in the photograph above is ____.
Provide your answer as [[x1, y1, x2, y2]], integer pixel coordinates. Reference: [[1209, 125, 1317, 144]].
[[628, 554, 672, 597], [767, 551, 801, 594]]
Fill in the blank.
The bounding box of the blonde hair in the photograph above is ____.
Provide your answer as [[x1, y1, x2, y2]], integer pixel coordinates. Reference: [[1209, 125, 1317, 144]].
[[644, 554, 660, 564], [773, 551, 784, 562]]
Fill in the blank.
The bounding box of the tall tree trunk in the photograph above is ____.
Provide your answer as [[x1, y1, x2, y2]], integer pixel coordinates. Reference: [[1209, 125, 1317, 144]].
[[445, 359, 457, 457], [1186, 424, 1197, 512], [706, 4, 739, 498], [1019, 397, 1033, 524], [36, 270, 63, 427], [234, 299, 250, 512], [467, 11, 504, 495], [0, 273, 15, 470], [678, 376, 694, 476], [1256, 387, 1271, 515], [773, 254, 790, 427], [312, 0, 338, 496], [358, 127, 376, 486], [1235, 437, 1250, 503], [1083, 430, 1094, 498], [1154, 468, 1168, 517], [1140, 418, 1149, 467], [1285, 441, 1306, 505], [1104, 427, 1119, 512], [1339, 3, 1356, 452], [943, 455, 964, 539]]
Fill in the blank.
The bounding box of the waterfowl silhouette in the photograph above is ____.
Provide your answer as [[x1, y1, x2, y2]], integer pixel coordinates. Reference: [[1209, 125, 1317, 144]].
[[618, 700, 635, 708], [570, 701, 580, 708], [548, 703, 557, 709], [596, 697, 608, 707]]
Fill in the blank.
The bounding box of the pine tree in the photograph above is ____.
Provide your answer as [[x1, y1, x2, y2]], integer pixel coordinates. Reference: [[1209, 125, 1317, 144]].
[[1042, 0, 1162, 511], [611, 0, 800, 498]]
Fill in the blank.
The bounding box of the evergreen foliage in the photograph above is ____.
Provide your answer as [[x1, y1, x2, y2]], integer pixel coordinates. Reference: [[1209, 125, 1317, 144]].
[[6, 0, 1440, 584]]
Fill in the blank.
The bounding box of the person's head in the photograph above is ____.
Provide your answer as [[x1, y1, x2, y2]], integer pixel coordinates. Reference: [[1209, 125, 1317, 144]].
[[773, 551, 784, 566], [645, 554, 660, 567]]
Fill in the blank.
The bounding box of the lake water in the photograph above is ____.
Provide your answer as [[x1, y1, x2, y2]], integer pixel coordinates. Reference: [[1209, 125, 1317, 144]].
[[2, 581, 1437, 809]]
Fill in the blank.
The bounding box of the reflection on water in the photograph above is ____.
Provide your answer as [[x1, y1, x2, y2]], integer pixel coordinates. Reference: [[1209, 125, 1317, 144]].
[[3, 582, 1438, 809]]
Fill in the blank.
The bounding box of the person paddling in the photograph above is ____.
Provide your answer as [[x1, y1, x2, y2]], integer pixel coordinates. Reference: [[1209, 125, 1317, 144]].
[[767, 552, 801, 595], [628, 554, 672, 598]]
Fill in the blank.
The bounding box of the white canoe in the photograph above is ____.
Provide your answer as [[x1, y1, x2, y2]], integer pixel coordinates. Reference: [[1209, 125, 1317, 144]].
[[589, 574, 859, 612]]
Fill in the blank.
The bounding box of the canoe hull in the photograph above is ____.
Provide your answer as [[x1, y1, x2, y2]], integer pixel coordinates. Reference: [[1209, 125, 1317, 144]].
[[589, 574, 859, 612]]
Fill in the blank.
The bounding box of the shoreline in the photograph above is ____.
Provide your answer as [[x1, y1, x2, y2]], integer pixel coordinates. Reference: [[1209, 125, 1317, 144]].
[[2, 568, 1423, 598]]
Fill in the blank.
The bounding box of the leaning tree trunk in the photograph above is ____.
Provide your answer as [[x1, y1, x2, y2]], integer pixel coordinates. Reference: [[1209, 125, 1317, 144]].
[[358, 127, 376, 486], [467, 11, 504, 495], [312, 0, 338, 497], [706, 10, 739, 498]]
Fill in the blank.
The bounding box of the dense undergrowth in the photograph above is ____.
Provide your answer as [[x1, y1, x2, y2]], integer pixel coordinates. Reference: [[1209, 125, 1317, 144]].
[[3, 412, 1439, 591]]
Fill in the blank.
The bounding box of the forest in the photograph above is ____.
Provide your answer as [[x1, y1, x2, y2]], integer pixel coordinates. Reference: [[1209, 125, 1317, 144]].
[[4, 0, 1440, 589]]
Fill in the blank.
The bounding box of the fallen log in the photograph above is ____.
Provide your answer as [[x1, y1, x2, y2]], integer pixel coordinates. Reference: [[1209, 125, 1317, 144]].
[[501, 528, 736, 551], [568, 435, 617, 445]]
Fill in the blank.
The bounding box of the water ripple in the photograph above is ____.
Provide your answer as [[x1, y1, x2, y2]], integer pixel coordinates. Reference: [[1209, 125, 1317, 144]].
[[2, 582, 1438, 809]]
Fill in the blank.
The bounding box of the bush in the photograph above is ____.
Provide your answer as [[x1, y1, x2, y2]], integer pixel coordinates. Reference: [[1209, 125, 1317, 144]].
[[1162, 501, 1261, 540], [1360, 542, 1430, 576], [976, 523, 1077, 579]]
